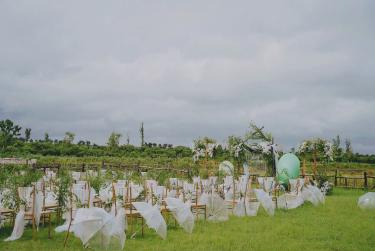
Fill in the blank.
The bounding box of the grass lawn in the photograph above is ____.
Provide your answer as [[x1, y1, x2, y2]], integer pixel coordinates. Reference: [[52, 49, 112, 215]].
[[1, 189, 374, 251]]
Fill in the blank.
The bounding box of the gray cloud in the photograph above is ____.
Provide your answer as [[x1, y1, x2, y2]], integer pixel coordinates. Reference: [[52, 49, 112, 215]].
[[1, 0, 374, 153]]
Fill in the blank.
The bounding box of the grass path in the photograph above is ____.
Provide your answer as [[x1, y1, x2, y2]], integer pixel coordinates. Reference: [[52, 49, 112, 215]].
[[1, 189, 374, 251]]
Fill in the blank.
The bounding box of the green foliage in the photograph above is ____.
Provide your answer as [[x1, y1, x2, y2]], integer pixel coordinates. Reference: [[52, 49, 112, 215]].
[[193, 137, 216, 149], [147, 169, 172, 186], [126, 133, 130, 145], [63, 132, 75, 144], [1, 119, 374, 169], [107, 132, 122, 150], [344, 138, 353, 162], [0, 119, 22, 150], [297, 138, 332, 162], [332, 135, 342, 161], [24, 128, 31, 142], [88, 173, 106, 194], [140, 122, 145, 146], [16, 168, 43, 187], [0, 165, 43, 209], [244, 122, 273, 142], [44, 132, 50, 142], [55, 167, 73, 213]]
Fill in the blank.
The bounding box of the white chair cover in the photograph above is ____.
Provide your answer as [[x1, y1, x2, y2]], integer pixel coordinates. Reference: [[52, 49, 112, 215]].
[[130, 183, 143, 199], [233, 198, 260, 217], [99, 185, 113, 205], [169, 178, 178, 187], [199, 192, 228, 222], [301, 185, 325, 206], [289, 178, 305, 195], [254, 189, 275, 216], [165, 198, 194, 234], [132, 202, 167, 239], [192, 177, 200, 185], [277, 193, 304, 210], [72, 172, 81, 181], [238, 175, 249, 194], [4, 209, 25, 241], [4, 189, 42, 241]]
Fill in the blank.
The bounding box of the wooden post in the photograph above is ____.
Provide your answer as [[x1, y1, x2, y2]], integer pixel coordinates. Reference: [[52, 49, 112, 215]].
[[87, 181, 91, 208], [301, 159, 306, 177], [364, 172, 368, 190], [195, 184, 199, 221], [205, 149, 208, 171], [313, 150, 317, 178], [112, 182, 117, 216], [334, 169, 338, 186], [232, 176, 235, 214], [345, 177, 348, 187], [32, 185, 36, 240]]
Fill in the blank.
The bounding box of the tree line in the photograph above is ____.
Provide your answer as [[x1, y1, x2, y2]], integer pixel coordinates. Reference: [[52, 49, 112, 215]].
[[0, 119, 374, 164]]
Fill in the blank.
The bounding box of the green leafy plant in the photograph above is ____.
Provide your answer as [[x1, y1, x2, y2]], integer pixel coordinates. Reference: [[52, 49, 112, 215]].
[[55, 167, 73, 217]]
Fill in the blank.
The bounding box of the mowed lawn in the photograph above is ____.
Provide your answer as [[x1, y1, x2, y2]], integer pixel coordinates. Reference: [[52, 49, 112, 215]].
[[1, 189, 374, 251]]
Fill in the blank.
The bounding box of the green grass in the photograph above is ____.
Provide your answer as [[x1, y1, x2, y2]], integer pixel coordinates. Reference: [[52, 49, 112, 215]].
[[1, 189, 374, 251]]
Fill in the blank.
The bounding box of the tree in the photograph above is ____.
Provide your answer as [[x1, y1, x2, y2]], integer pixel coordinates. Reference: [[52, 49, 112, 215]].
[[63, 132, 75, 144], [126, 133, 130, 145], [77, 140, 86, 145], [332, 135, 342, 161], [44, 132, 50, 142], [0, 119, 22, 150], [344, 138, 353, 162], [25, 128, 31, 142], [139, 122, 145, 146], [107, 132, 122, 149]]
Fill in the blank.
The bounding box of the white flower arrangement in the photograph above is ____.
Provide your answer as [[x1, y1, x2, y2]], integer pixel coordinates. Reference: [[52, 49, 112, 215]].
[[230, 142, 244, 158], [324, 142, 334, 160], [297, 138, 333, 161], [320, 181, 333, 195], [192, 144, 217, 162], [206, 143, 217, 158], [230, 141, 279, 159]]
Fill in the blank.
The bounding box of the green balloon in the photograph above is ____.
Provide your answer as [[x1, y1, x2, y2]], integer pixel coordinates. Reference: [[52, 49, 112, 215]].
[[276, 153, 300, 185]]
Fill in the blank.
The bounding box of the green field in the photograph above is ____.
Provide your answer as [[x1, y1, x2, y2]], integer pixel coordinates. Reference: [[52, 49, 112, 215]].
[[1, 189, 374, 251]]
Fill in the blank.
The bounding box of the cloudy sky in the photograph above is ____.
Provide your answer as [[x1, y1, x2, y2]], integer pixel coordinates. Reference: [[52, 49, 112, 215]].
[[1, 1, 374, 153]]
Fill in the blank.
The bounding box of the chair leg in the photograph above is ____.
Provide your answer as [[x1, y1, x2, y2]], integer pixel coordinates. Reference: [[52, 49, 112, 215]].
[[129, 215, 133, 237], [48, 214, 51, 239], [141, 217, 144, 237], [32, 216, 36, 240], [165, 211, 168, 225]]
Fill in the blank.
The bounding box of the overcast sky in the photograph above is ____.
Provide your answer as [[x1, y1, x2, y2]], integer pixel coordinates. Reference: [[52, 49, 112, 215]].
[[1, 1, 374, 153]]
